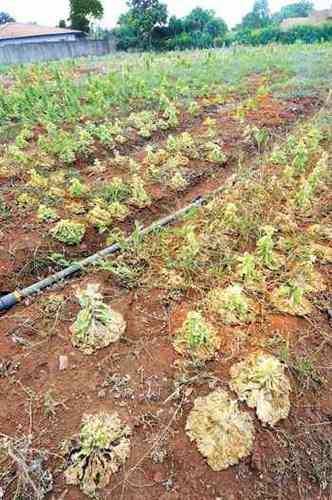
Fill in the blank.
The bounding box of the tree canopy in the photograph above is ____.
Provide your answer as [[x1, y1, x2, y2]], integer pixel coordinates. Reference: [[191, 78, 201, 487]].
[[0, 12, 15, 24], [272, 1, 314, 24], [115, 5, 228, 50], [126, 0, 167, 48], [69, 0, 104, 33], [240, 0, 271, 30], [113, 0, 326, 51]]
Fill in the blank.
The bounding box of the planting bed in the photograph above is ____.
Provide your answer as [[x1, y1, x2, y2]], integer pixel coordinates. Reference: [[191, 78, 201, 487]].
[[0, 44, 332, 500]]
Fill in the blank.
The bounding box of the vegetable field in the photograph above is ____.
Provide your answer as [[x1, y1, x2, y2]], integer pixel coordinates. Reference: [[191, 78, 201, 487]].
[[0, 44, 332, 499]]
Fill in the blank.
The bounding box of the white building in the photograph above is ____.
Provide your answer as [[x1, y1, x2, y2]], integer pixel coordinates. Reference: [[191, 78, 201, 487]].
[[0, 23, 83, 47]]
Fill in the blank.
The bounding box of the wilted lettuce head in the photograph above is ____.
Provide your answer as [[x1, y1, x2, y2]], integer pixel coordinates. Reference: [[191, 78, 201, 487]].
[[173, 311, 221, 361], [270, 283, 312, 317], [206, 284, 256, 325], [186, 389, 255, 471], [64, 412, 131, 497], [70, 283, 126, 354], [230, 352, 291, 426]]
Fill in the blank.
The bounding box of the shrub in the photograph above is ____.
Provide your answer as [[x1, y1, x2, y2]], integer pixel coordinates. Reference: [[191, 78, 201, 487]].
[[232, 22, 332, 47]]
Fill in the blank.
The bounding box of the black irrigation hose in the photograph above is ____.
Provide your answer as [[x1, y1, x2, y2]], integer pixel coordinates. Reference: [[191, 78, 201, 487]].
[[0, 180, 234, 313]]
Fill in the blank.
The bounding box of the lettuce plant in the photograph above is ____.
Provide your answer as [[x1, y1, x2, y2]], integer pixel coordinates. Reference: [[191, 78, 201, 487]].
[[17, 192, 38, 208], [37, 205, 58, 222], [175, 225, 200, 269], [205, 143, 226, 164], [173, 311, 220, 361], [169, 171, 188, 191], [186, 389, 254, 471], [256, 226, 279, 269], [230, 352, 291, 426], [28, 168, 48, 189], [64, 412, 131, 497], [69, 178, 88, 198], [71, 283, 126, 354], [207, 284, 256, 325], [270, 283, 312, 316], [130, 175, 151, 208], [51, 219, 85, 245], [87, 206, 112, 233]]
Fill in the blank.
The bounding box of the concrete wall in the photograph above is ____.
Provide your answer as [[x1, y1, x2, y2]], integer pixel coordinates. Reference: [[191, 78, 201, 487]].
[[0, 39, 115, 65]]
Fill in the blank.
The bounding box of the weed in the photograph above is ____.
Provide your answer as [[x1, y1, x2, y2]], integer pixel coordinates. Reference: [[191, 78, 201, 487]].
[[291, 355, 326, 391], [237, 252, 259, 283], [98, 259, 144, 288], [244, 125, 269, 154], [43, 389, 66, 417], [48, 252, 72, 269], [0, 434, 53, 499], [101, 177, 130, 203]]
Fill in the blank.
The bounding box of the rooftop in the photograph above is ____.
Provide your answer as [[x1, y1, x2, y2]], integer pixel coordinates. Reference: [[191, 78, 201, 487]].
[[0, 22, 82, 41]]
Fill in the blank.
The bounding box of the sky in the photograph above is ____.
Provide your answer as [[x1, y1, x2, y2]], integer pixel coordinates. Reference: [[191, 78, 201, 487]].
[[0, 0, 330, 28]]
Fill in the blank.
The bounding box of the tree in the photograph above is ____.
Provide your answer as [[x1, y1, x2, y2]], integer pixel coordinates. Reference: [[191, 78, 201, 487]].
[[168, 15, 183, 36], [126, 0, 168, 48], [184, 8, 214, 32], [114, 12, 138, 50], [272, 1, 314, 24], [241, 0, 271, 30], [114, 0, 168, 49], [183, 8, 228, 41], [253, 0, 270, 21], [69, 0, 104, 33], [205, 18, 228, 38], [0, 12, 15, 24], [114, 3, 227, 51], [58, 19, 67, 28]]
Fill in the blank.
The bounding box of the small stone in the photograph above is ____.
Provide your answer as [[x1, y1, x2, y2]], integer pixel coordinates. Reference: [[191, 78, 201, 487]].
[[59, 355, 69, 371], [98, 389, 107, 399], [251, 451, 264, 473]]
